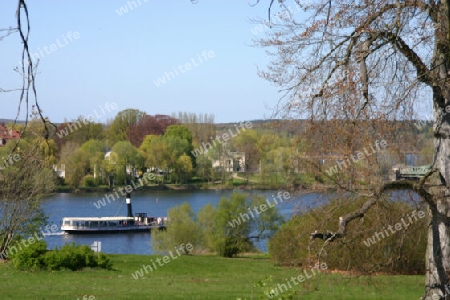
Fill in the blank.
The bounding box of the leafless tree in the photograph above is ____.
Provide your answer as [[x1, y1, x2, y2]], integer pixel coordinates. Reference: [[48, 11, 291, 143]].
[[172, 111, 216, 145], [0, 1, 56, 256], [256, 0, 450, 298]]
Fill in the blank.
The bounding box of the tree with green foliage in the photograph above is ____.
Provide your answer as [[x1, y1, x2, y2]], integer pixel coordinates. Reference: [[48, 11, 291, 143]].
[[153, 193, 283, 257], [80, 139, 105, 155], [264, 146, 296, 187], [164, 124, 193, 145], [207, 142, 231, 185], [102, 151, 119, 188], [231, 129, 260, 182], [175, 153, 193, 183], [201, 193, 284, 257], [0, 139, 30, 158], [139, 135, 159, 176], [164, 136, 191, 181], [20, 118, 55, 142], [38, 139, 58, 165], [195, 153, 213, 183], [214, 193, 253, 257], [110, 141, 144, 185], [159, 125, 194, 182], [106, 109, 145, 145], [60, 141, 89, 187], [79, 140, 107, 184], [214, 193, 284, 257], [257, 133, 280, 183], [111, 141, 142, 166], [197, 203, 216, 251], [139, 135, 157, 154], [142, 136, 169, 177], [0, 143, 57, 259], [151, 202, 201, 254]]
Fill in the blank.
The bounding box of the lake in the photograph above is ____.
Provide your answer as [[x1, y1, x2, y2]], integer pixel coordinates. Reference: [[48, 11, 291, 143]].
[[41, 189, 328, 255]]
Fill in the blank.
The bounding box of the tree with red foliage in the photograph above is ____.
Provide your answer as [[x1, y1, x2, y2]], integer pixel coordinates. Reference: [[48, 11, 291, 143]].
[[128, 114, 178, 147]]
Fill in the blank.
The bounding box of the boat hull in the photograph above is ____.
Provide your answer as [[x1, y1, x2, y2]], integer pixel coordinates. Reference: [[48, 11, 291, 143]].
[[62, 226, 166, 234]]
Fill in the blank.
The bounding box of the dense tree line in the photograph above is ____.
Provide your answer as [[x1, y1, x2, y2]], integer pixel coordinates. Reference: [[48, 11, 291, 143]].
[[2, 108, 433, 189]]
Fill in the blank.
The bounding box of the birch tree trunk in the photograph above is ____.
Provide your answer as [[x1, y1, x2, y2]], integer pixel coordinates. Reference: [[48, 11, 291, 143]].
[[255, 0, 450, 298], [425, 2, 450, 296]]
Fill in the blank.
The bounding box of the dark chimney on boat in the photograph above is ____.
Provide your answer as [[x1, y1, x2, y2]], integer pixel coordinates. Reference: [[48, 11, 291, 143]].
[[126, 193, 133, 218]]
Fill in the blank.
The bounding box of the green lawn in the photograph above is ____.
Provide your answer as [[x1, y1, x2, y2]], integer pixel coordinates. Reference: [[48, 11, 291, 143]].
[[0, 254, 424, 299]]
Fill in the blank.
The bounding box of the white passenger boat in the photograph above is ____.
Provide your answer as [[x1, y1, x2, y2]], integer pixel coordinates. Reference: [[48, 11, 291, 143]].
[[61, 193, 167, 234]]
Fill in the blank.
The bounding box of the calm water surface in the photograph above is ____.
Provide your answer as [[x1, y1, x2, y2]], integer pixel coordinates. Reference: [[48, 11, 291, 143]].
[[41, 189, 325, 255]]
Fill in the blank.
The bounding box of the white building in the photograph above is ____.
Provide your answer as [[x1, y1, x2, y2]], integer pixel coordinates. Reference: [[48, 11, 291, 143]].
[[212, 151, 245, 173]]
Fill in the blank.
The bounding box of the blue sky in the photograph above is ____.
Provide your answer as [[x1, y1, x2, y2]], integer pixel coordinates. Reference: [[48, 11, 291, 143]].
[[0, 1, 284, 124]]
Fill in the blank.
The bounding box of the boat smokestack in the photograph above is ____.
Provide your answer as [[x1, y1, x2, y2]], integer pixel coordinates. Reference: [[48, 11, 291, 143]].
[[126, 193, 133, 218]]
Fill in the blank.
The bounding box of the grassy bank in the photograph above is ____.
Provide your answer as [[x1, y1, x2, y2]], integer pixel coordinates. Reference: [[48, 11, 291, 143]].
[[0, 254, 424, 299]]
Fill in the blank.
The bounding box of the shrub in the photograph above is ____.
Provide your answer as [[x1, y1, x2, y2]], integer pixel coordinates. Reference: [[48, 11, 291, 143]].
[[10, 240, 47, 271], [269, 196, 427, 274], [97, 252, 113, 270], [45, 243, 101, 271], [83, 175, 97, 187], [43, 249, 63, 271], [9, 240, 113, 271]]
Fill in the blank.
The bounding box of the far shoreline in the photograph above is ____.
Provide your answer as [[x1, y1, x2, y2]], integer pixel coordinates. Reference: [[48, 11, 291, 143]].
[[53, 183, 336, 194]]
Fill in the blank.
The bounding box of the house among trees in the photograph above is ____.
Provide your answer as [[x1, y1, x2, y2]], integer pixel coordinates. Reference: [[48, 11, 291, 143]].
[[0, 123, 20, 146], [104, 151, 116, 164], [212, 151, 246, 173], [52, 164, 66, 179]]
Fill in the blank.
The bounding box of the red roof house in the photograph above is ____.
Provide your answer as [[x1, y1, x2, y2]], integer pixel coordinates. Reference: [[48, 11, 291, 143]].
[[0, 123, 20, 146]]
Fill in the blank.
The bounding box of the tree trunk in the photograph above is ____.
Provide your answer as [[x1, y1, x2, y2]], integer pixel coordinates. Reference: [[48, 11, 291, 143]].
[[423, 107, 450, 299], [424, 201, 450, 299], [423, 1, 450, 295]]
